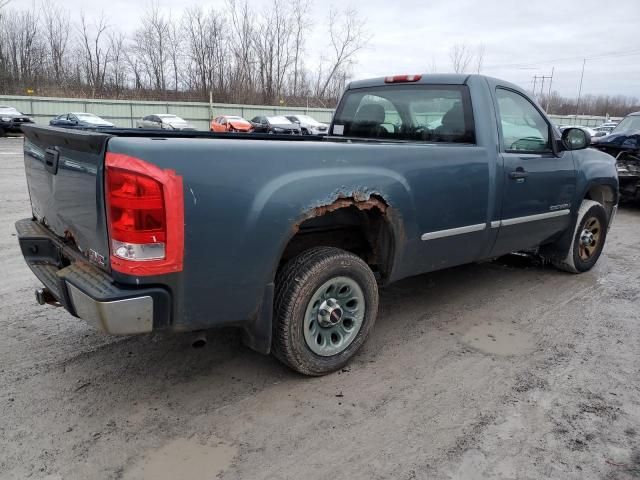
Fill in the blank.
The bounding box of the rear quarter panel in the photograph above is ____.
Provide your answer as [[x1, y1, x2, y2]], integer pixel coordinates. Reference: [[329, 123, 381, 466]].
[[106, 137, 422, 331]]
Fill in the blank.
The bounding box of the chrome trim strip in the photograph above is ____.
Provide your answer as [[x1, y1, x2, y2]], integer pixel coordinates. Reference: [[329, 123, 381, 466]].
[[500, 209, 570, 227], [421, 223, 486, 241], [490, 221, 501, 228], [67, 283, 153, 335]]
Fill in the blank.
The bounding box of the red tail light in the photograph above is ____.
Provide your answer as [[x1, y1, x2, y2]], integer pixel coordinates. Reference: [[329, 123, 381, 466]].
[[384, 74, 422, 83], [105, 152, 184, 276]]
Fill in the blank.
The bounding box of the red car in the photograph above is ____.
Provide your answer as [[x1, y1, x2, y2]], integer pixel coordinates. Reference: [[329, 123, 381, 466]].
[[210, 115, 254, 133]]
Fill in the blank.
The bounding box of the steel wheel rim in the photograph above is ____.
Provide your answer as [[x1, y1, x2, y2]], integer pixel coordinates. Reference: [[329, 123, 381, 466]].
[[579, 216, 602, 261], [303, 276, 366, 357]]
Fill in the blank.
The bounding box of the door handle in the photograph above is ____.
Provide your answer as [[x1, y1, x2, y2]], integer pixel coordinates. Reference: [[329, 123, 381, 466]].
[[509, 169, 529, 179]]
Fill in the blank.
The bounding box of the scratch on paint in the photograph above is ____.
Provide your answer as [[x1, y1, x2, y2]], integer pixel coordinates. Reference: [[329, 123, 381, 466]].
[[189, 187, 197, 205]]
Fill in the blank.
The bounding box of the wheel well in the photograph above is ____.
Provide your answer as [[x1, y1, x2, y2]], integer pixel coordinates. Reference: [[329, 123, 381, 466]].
[[280, 197, 395, 281], [585, 184, 615, 220]]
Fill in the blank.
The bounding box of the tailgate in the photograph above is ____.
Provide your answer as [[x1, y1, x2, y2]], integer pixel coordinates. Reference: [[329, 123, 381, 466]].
[[21, 125, 112, 271]]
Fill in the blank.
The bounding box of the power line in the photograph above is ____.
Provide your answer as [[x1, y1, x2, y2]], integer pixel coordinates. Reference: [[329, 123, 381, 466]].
[[484, 49, 640, 70]]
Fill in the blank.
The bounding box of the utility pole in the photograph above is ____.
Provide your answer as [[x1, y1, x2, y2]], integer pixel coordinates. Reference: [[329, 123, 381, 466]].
[[575, 59, 586, 124], [545, 67, 555, 112], [531, 71, 554, 109]]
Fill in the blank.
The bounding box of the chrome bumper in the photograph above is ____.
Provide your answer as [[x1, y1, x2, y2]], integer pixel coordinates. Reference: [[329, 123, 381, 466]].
[[67, 283, 153, 334], [16, 218, 170, 335]]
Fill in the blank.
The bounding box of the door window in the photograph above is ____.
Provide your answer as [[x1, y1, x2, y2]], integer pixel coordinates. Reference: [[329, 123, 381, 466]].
[[496, 88, 551, 152]]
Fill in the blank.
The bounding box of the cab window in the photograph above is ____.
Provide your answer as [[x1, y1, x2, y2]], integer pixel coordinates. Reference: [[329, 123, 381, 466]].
[[332, 85, 475, 143], [496, 88, 551, 152]]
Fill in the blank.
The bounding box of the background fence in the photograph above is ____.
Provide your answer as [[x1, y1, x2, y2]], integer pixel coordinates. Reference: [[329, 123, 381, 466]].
[[0, 95, 621, 130], [0, 95, 336, 130]]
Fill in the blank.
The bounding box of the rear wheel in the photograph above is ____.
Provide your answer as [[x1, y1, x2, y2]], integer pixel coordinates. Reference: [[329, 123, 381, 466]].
[[552, 199, 608, 273], [272, 247, 378, 376]]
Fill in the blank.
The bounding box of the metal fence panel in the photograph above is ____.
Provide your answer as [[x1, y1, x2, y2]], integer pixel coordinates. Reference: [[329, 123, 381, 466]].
[[0, 95, 336, 130], [1, 95, 621, 131]]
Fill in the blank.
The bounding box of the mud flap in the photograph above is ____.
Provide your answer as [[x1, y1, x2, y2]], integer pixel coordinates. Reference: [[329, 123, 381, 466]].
[[242, 283, 274, 354]]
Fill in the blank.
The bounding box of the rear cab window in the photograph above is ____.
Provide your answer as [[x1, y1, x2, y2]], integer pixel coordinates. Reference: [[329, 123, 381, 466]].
[[332, 84, 475, 144]]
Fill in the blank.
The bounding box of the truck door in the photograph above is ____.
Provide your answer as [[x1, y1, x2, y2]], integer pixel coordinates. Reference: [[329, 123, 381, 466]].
[[490, 87, 576, 256]]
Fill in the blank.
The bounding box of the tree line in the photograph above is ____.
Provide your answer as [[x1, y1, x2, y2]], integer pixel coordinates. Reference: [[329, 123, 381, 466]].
[[536, 92, 640, 118], [0, 0, 368, 107]]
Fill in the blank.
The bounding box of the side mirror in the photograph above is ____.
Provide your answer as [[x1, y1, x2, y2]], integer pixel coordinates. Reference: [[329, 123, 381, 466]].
[[561, 128, 590, 150]]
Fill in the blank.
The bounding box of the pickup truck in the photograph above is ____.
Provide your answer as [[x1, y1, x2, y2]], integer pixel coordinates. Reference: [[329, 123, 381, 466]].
[[16, 74, 618, 376]]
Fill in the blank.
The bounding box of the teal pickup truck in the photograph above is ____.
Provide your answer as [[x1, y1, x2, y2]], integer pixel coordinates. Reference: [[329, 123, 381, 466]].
[[17, 74, 618, 375]]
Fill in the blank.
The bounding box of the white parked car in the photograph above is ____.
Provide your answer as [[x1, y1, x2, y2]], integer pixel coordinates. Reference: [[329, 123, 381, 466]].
[[136, 114, 195, 130], [285, 115, 329, 135]]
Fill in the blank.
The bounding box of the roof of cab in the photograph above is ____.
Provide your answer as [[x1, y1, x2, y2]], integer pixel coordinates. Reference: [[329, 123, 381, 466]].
[[347, 73, 471, 90], [345, 73, 530, 100]]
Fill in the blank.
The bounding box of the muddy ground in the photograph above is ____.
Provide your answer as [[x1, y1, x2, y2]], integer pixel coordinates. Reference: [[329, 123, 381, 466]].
[[0, 136, 638, 479]]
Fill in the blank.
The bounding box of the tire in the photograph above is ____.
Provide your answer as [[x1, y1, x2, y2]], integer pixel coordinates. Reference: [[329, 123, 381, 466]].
[[552, 199, 608, 273], [272, 247, 379, 376], [0, 127, 5, 137]]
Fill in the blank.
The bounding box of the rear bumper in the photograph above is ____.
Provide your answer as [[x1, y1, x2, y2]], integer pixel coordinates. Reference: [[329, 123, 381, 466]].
[[15, 218, 170, 334]]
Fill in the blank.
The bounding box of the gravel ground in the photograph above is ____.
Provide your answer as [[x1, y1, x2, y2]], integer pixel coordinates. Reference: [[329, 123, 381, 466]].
[[0, 135, 639, 480]]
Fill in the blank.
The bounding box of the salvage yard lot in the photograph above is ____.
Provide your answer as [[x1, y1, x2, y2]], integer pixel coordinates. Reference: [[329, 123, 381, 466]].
[[0, 136, 639, 479]]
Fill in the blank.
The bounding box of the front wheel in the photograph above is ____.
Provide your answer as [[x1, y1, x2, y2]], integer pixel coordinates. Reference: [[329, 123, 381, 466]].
[[552, 199, 609, 273], [272, 247, 379, 376]]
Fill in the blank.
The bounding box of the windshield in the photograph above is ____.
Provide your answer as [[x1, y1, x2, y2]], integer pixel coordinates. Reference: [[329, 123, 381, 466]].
[[159, 115, 187, 124], [267, 116, 292, 124], [75, 113, 100, 119], [612, 115, 640, 134], [295, 115, 322, 125]]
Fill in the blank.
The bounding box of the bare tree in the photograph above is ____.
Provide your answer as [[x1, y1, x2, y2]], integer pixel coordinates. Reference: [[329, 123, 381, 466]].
[[42, 1, 69, 84], [475, 44, 485, 74], [449, 42, 474, 73], [227, 0, 256, 102], [107, 31, 127, 96], [316, 7, 369, 99], [166, 15, 182, 93], [0, 0, 375, 106], [290, 0, 311, 97], [78, 11, 111, 96], [132, 3, 170, 92], [254, 0, 296, 104], [182, 6, 227, 98]]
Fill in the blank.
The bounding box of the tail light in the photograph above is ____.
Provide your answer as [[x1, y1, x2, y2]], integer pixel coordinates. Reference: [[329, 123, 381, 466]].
[[105, 152, 184, 276], [384, 74, 422, 83]]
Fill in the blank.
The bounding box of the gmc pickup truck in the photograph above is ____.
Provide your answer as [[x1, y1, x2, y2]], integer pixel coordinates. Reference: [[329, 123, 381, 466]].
[[16, 74, 618, 376]]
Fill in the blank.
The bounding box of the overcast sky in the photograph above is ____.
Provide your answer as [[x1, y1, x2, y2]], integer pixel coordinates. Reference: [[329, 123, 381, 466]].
[[29, 0, 640, 98]]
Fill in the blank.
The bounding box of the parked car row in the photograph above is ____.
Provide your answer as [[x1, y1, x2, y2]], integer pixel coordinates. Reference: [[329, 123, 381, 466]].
[[211, 114, 329, 135], [44, 111, 329, 136], [1, 108, 330, 136]]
